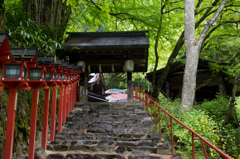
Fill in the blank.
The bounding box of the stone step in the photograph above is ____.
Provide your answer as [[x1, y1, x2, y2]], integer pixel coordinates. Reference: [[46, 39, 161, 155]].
[[72, 105, 144, 110], [48, 138, 159, 148], [65, 115, 150, 125], [47, 144, 170, 155], [47, 144, 116, 153], [68, 110, 147, 117], [47, 154, 164, 159], [61, 127, 151, 134], [54, 133, 159, 141], [46, 153, 126, 159]]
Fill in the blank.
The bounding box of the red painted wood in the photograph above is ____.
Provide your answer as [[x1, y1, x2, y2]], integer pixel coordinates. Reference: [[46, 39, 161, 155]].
[[28, 87, 39, 159], [79, 84, 81, 103], [72, 84, 74, 109], [70, 84, 72, 111], [58, 86, 63, 132], [71, 84, 73, 110], [2, 64, 5, 78], [145, 96, 148, 117], [4, 88, 17, 159], [50, 88, 57, 141], [63, 86, 66, 124], [41, 89, 50, 150], [72, 84, 74, 108], [135, 86, 138, 100], [69, 85, 72, 112], [66, 85, 69, 117]]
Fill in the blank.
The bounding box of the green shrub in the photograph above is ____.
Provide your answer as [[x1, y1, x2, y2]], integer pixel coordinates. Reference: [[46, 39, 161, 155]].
[[194, 95, 229, 123]]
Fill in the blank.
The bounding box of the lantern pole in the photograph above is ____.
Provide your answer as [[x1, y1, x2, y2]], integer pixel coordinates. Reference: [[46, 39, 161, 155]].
[[58, 85, 64, 132], [1, 47, 36, 159], [50, 87, 57, 141], [41, 88, 50, 150], [28, 87, 40, 159], [63, 86, 67, 124], [4, 88, 17, 159], [67, 84, 70, 117]]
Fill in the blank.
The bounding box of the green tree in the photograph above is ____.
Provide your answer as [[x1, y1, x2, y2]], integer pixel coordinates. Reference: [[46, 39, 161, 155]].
[[181, 0, 228, 109]]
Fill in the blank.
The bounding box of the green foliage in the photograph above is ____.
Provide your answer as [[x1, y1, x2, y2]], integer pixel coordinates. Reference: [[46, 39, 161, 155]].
[[235, 128, 240, 154], [7, 19, 61, 55], [194, 95, 233, 125]]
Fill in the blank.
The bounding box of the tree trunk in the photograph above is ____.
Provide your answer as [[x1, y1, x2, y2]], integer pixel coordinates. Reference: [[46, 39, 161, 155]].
[[222, 74, 240, 127], [181, 0, 197, 110], [0, 0, 5, 32], [181, 0, 228, 110], [23, 0, 71, 41]]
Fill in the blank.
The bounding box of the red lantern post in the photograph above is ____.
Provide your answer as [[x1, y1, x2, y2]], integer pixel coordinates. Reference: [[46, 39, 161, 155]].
[[73, 66, 82, 105], [68, 64, 74, 112], [0, 46, 36, 159], [61, 62, 69, 124], [27, 55, 52, 159], [54, 60, 64, 133], [41, 56, 58, 149]]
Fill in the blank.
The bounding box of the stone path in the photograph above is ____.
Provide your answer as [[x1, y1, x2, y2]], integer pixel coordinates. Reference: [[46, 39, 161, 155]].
[[46, 102, 172, 159]]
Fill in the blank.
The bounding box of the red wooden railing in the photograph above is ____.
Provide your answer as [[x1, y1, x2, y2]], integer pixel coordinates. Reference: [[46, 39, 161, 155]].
[[132, 86, 231, 159]]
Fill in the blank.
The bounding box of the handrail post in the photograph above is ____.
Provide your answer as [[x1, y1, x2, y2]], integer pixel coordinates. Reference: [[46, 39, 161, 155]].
[[132, 84, 134, 102], [135, 84, 138, 101], [151, 100, 153, 126], [158, 107, 162, 142], [145, 95, 148, 117], [192, 133, 195, 159], [170, 117, 174, 159], [201, 140, 208, 159]]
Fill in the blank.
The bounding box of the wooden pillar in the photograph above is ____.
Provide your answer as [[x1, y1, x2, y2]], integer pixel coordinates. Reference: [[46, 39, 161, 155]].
[[132, 84, 134, 101], [28, 87, 39, 159], [127, 72, 132, 102], [83, 69, 88, 102], [50, 87, 57, 141], [145, 94, 148, 113], [66, 85, 70, 117], [58, 86, 64, 132], [4, 88, 17, 159], [41, 89, 50, 150], [71, 83, 73, 109], [69, 84, 72, 112], [77, 81, 80, 102], [62, 86, 66, 124]]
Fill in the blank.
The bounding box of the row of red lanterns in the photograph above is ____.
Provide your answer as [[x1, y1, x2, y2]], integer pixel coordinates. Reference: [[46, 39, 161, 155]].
[[0, 33, 83, 159]]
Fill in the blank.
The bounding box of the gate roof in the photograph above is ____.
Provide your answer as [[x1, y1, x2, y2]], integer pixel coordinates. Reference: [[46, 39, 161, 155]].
[[58, 31, 149, 73]]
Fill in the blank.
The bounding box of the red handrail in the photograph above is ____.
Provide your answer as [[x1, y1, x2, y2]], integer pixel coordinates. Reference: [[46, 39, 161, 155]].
[[132, 86, 231, 159]]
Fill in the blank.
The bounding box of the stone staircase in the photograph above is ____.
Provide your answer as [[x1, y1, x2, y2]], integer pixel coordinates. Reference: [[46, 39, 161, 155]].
[[46, 102, 172, 159]]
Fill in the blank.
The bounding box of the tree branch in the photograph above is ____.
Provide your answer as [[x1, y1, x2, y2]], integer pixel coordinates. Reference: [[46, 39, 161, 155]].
[[197, 0, 229, 50]]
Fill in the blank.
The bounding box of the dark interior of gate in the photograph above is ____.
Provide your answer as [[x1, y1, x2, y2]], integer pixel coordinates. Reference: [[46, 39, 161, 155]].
[[57, 31, 150, 102]]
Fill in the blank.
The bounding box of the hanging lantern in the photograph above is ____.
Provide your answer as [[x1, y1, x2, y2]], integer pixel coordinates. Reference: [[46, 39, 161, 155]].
[[124, 60, 134, 72], [77, 61, 85, 73]]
